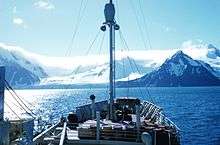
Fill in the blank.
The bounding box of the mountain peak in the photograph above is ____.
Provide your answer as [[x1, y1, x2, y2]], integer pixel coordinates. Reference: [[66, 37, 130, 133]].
[[161, 50, 206, 77], [118, 50, 220, 87], [168, 50, 199, 66], [175, 50, 184, 55], [171, 50, 188, 59]]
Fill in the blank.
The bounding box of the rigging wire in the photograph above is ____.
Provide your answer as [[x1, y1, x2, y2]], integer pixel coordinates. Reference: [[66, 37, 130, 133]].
[[71, 30, 101, 76], [65, 0, 84, 56], [6, 86, 35, 119], [128, 0, 148, 50], [5, 80, 36, 118], [5, 96, 24, 111], [126, 56, 146, 98], [115, 0, 120, 19], [65, 0, 103, 86], [120, 49, 129, 96], [137, 0, 152, 49], [96, 31, 109, 99], [99, 32, 108, 96], [118, 30, 155, 103], [137, 0, 165, 101], [116, 0, 156, 103], [5, 84, 35, 116], [5, 101, 21, 120], [88, 32, 105, 92], [115, 0, 154, 102], [116, 0, 131, 97], [98, 32, 106, 55], [6, 85, 36, 110], [20, 97, 36, 109], [85, 31, 101, 55], [5, 83, 43, 133], [65, 0, 89, 57]]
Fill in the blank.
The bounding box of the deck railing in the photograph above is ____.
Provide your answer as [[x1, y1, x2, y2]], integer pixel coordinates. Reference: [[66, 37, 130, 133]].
[[141, 101, 180, 132]]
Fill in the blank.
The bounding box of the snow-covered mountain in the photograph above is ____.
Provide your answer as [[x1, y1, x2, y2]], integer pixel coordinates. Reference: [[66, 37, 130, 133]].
[[0, 40, 219, 87], [180, 41, 220, 77], [0, 43, 47, 86], [42, 40, 220, 85], [118, 51, 220, 87]]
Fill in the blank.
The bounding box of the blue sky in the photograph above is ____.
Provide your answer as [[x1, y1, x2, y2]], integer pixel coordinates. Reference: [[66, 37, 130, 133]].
[[0, 0, 219, 56]]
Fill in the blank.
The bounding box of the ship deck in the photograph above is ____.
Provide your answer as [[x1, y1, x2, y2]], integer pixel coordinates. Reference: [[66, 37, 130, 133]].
[[32, 98, 180, 145], [44, 129, 143, 145], [42, 127, 143, 145]]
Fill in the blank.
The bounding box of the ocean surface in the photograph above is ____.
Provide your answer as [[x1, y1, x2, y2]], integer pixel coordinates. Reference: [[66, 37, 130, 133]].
[[4, 87, 220, 145]]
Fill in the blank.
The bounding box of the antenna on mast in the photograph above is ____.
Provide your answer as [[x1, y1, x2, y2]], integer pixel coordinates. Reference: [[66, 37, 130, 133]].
[[100, 0, 119, 120]]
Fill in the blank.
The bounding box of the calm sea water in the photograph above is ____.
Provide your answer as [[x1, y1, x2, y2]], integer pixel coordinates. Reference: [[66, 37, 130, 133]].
[[5, 87, 220, 145]]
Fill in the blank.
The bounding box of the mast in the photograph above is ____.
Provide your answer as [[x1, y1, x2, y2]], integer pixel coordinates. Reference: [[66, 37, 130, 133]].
[[101, 0, 119, 120]]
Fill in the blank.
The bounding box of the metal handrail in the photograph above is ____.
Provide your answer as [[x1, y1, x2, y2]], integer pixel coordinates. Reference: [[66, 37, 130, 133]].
[[33, 122, 60, 144], [59, 122, 67, 145]]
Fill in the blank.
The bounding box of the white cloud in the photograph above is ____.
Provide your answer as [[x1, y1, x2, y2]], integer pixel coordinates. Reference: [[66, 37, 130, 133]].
[[179, 40, 210, 59], [34, 0, 55, 10], [13, 17, 23, 25], [181, 39, 207, 49], [13, 17, 27, 28], [1, 40, 219, 78]]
